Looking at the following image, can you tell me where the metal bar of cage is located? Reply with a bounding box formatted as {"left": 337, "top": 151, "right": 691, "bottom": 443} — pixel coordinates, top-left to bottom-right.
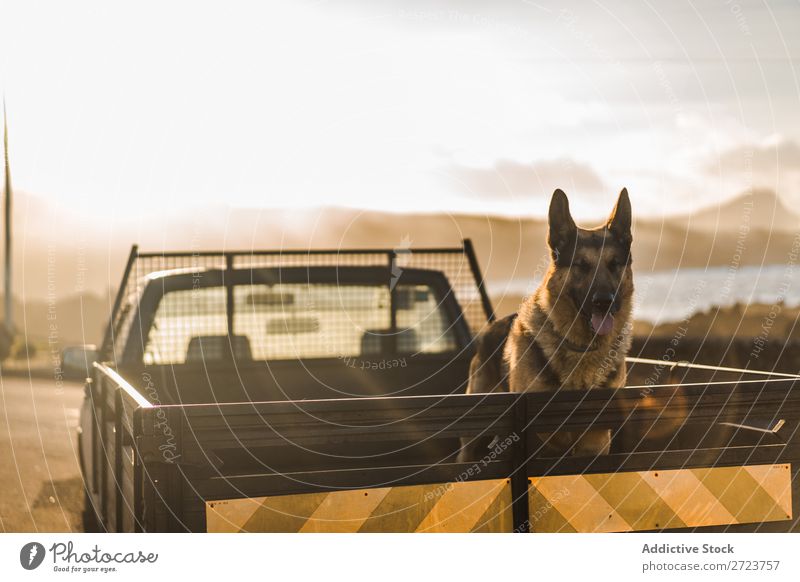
{"left": 135, "top": 246, "right": 468, "bottom": 258}
{"left": 626, "top": 356, "right": 800, "bottom": 379}
{"left": 388, "top": 250, "right": 398, "bottom": 354}
{"left": 100, "top": 244, "right": 139, "bottom": 360}
{"left": 224, "top": 254, "right": 235, "bottom": 338}
{"left": 463, "top": 238, "right": 496, "bottom": 323}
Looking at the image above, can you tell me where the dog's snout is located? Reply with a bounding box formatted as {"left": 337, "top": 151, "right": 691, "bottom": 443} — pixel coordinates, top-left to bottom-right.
{"left": 591, "top": 291, "right": 615, "bottom": 311}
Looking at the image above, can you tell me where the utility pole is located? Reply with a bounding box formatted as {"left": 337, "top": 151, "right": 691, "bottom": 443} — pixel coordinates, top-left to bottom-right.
{"left": 3, "top": 98, "right": 12, "bottom": 336}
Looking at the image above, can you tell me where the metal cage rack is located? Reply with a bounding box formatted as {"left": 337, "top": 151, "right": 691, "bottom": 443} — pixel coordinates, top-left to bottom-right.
{"left": 101, "top": 240, "right": 496, "bottom": 365}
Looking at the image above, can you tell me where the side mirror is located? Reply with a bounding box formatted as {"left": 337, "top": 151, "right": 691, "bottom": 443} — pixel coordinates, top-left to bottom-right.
{"left": 62, "top": 345, "right": 99, "bottom": 379}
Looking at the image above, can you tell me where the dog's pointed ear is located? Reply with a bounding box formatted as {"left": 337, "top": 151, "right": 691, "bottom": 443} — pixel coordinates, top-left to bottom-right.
{"left": 607, "top": 187, "right": 632, "bottom": 247}
{"left": 548, "top": 189, "right": 577, "bottom": 258}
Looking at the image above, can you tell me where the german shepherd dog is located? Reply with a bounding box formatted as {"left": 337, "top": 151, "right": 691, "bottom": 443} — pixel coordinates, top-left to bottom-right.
{"left": 461, "top": 188, "right": 634, "bottom": 459}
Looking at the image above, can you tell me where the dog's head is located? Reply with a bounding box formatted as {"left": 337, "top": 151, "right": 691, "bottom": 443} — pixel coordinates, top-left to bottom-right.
{"left": 545, "top": 188, "right": 633, "bottom": 336}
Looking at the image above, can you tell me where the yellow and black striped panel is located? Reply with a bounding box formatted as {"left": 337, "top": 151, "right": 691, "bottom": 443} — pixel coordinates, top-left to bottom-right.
{"left": 206, "top": 479, "right": 513, "bottom": 533}
{"left": 528, "top": 464, "right": 792, "bottom": 532}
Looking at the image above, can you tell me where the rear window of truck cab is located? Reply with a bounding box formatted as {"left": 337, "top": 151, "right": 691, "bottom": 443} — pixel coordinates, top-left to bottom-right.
{"left": 137, "top": 268, "right": 462, "bottom": 365}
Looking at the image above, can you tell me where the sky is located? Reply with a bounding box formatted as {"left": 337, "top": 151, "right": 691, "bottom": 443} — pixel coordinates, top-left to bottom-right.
{"left": 2, "top": 0, "right": 800, "bottom": 222}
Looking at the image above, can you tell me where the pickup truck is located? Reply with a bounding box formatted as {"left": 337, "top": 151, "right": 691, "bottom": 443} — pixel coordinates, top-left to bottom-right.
{"left": 77, "top": 241, "right": 800, "bottom": 532}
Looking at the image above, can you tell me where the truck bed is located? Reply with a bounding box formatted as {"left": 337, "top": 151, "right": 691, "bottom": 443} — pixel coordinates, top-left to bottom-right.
{"left": 87, "top": 361, "right": 800, "bottom": 533}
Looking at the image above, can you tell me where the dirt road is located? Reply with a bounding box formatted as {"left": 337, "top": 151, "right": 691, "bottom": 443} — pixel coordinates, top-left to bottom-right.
{"left": 0, "top": 373, "right": 85, "bottom": 532}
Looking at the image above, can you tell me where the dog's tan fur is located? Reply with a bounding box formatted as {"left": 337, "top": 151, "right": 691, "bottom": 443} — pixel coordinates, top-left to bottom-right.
{"left": 462, "top": 188, "right": 634, "bottom": 459}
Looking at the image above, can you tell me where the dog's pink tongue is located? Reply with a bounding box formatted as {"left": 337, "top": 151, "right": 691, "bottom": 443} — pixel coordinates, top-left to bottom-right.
{"left": 591, "top": 312, "right": 615, "bottom": 336}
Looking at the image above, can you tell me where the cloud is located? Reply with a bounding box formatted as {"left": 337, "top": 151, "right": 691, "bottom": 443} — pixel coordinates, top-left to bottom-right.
{"left": 710, "top": 140, "right": 800, "bottom": 176}
{"left": 705, "top": 139, "right": 800, "bottom": 209}
{"left": 446, "top": 158, "right": 606, "bottom": 201}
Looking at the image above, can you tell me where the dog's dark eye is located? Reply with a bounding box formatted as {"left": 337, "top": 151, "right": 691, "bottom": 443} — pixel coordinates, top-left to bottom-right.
{"left": 608, "top": 259, "right": 620, "bottom": 271}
